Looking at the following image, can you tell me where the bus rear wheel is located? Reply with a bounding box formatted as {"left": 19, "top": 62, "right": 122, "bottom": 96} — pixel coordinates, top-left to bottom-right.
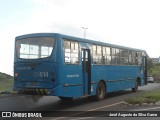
{"left": 96, "top": 82, "right": 106, "bottom": 101}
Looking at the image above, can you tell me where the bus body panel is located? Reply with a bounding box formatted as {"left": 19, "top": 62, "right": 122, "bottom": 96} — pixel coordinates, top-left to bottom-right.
{"left": 14, "top": 62, "right": 57, "bottom": 93}
{"left": 91, "top": 65, "right": 142, "bottom": 93}
{"left": 57, "top": 65, "right": 83, "bottom": 97}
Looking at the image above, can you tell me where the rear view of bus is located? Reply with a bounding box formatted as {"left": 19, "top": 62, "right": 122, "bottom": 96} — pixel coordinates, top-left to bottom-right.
{"left": 14, "top": 34, "right": 56, "bottom": 96}
{"left": 14, "top": 33, "right": 148, "bottom": 101}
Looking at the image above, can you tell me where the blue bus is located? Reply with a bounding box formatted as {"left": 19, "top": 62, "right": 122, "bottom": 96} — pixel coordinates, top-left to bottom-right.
{"left": 14, "top": 33, "right": 147, "bottom": 101}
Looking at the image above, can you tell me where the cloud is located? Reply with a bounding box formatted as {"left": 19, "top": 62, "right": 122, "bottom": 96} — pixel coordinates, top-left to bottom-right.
{"left": 23, "top": 0, "right": 160, "bottom": 58}
{"left": 0, "top": 0, "right": 160, "bottom": 74}
{"left": 0, "top": 27, "right": 15, "bottom": 75}
{"left": 1, "top": 0, "right": 160, "bottom": 75}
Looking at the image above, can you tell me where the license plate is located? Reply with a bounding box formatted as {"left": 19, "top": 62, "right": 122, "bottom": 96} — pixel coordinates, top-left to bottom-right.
{"left": 30, "top": 82, "right": 37, "bottom": 86}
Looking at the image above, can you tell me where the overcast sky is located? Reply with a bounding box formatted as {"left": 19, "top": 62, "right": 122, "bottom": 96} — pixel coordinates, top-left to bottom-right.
{"left": 1, "top": 0, "right": 160, "bottom": 75}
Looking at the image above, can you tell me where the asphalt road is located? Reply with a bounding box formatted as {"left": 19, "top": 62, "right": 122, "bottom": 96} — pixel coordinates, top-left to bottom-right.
{"left": 1, "top": 83, "right": 160, "bottom": 120}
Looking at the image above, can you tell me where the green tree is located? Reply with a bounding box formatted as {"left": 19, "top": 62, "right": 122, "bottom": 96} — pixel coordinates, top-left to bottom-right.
{"left": 149, "top": 62, "right": 160, "bottom": 81}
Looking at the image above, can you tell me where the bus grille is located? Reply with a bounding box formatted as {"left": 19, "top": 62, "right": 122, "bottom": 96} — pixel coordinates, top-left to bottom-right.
{"left": 19, "top": 89, "right": 47, "bottom": 95}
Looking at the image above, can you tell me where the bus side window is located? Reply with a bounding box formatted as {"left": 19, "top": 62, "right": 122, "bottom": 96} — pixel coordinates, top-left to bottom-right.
{"left": 132, "top": 51, "right": 136, "bottom": 65}
{"left": 102, "top": 46, "right": 112, "bottom": 65}
{"left": 121, "top": 49, "right": 129, "bottom": 65}
{"left": 64, "top": 40, "right": 71, "bottom": 64}
{"left": 93, "top": 45, "right": 97, "bottom": 64}
{"left": 116, "top": 48, "right": 120, "bottom": 64}
{"left": 106, "top": 47, "right": 111, "bottom": 64}
{"left": 102, "top": 47, "right": 106, "bottom": 64}
{"left": 92, "top": 45, "right": 102, "bottom": 65}
{"left": 111, "top": 48, "right": 116, "bottom": 64}
{"left": 64, "top": 40, "right": 79, "bottom": 64}
{"left": 136, "top": 52, "right": 142, "bottom": 65}
{"left": 97, "top": 46, "right": 102, "bottom": 64}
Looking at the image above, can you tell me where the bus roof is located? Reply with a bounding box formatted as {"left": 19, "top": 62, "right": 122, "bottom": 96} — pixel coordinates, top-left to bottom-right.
{"left": 16, "top": 33, "right": 146, "bottom": 53}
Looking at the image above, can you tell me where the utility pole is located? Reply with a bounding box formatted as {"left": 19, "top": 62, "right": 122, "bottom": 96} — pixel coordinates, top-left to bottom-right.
{"left": 82, "top": 27, "right": 88, "bottom": 38}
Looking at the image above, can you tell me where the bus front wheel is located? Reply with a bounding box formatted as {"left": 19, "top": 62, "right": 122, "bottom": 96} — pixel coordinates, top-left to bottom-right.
{"left": 96, "top": 82, "right": 106, "bottom": 101}
{"left": 132, "top": 81, "right": 138, "bottom": 92}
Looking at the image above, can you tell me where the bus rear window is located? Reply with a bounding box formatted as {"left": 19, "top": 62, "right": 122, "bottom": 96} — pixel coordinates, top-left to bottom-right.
{"left": 16, "top": 37, "right": 55, "bottom": 59}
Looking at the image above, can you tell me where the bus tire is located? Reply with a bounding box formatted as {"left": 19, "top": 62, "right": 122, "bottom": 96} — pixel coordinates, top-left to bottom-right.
{"left": 132, "top": 81, "right": 138, "bottom": 92}
{"left": 58, "top": 96, "right": 73, "bottom": 101}
{"left": 96, "top": 82, "right": 106, "bottom": 101}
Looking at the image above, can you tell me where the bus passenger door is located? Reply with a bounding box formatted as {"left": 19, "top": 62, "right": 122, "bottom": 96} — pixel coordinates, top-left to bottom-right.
{"left": 82, "top": 49, "right": 91, "bottom": 96}
{"left": 143, "top": 56, "right": 148, "bottom": 85}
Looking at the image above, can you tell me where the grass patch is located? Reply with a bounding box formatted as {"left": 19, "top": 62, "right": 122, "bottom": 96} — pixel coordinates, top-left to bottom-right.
{"left": 0, "top": 79, "right": 14, "bottom": 93}
{"left": 125, "top": 90, "right": 160, "bottom": 105}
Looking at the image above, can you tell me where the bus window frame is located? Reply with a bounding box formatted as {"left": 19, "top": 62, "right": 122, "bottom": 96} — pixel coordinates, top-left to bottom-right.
{"left": 92, "top": 44, "right": 143, "bottom": 66}
{"left": 63, "top": 39, "right": 80, "bottom": 65}
{"left": 15, "top": 37, "right": 55, "bottom": 60}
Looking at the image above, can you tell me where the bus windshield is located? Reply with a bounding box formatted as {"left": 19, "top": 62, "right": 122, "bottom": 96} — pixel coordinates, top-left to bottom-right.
{"left": 16, "top": 37, "right": 55, "bottom": 59}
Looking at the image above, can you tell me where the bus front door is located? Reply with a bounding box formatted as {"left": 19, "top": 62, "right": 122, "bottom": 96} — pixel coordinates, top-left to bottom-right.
{"left": 143, "top": 56, "right": 148, "bottom": 85}
{"left": 82, "top": 49, "right": 91, "bottom": 96}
